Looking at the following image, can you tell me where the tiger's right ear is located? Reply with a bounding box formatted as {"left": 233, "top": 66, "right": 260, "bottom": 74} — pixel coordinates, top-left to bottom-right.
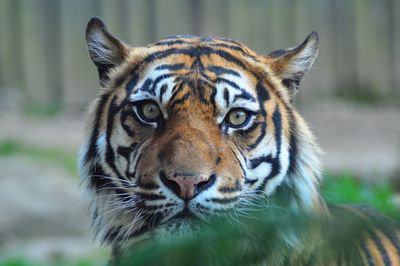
{"left": 85, "top": 17, "right": 128, "bottom": 84}
{"left": 265, "top": 32, "right": 319, "bottom": 100}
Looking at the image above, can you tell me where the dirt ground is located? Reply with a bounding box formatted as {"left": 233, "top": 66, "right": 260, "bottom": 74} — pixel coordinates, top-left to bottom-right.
{"left": 0, "top": 100, "right": 399, "bottom": 262}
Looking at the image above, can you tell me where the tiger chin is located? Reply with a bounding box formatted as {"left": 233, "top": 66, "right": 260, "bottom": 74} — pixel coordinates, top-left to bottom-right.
{"left": 79, "top": 17, "right": 399, "bottom": 265}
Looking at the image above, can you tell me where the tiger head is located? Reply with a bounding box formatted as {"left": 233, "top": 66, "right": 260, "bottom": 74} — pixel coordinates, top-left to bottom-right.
{"left": 80, "top": 17, "right": 325, "bottom": 247}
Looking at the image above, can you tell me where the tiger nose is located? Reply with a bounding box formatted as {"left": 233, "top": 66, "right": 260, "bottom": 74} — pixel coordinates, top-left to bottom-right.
{"left": 160, "top": 172, "right": 216, "bottom": 200}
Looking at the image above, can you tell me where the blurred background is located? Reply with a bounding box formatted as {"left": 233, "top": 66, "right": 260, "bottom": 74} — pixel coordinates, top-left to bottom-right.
{"left": 0, "top": 0, "right": 399, "bottom": 265}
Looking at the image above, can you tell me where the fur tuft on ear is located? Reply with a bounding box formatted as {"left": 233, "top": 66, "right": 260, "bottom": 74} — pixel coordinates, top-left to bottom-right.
{"left": 85, "top": 17, "right": 128, "bottom": 85}
{"left": 267, "top": 32, "right": 319, "bottom": 99}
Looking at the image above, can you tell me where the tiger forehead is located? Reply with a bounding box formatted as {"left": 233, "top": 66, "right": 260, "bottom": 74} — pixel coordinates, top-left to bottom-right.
{"left": 130, "top": 35, "right": 261, "bottom": 80}
{"left": 127, "top": 45, "right": 261, "bottom": 109}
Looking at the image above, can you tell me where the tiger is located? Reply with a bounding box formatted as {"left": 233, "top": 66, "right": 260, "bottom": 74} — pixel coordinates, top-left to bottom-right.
{"left": 79, "top": 16, "right": 400, "bottom": 265}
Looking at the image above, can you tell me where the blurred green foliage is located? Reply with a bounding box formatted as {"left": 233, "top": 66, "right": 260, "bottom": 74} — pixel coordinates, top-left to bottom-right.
{"left": 0, "top": 139, "right": 76, "bottom": 175}
{"left": 322, "top": 173, "right": 399, "bottom": 219}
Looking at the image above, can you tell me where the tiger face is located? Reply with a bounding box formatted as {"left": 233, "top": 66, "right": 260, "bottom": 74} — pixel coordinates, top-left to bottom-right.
{"left": 80, "top": 17, "right": 323, "bottom": 246}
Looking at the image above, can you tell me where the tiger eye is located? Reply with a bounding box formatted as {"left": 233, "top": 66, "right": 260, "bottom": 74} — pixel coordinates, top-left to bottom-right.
{"left": 227, "top": 109, "right": 249, "bottom": 127}
{"left": 141, "top": 102, "right": 161, "bottom": 121}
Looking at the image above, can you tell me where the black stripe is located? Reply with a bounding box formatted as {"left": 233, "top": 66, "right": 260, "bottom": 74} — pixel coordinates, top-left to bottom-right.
{"left": 159, "top": 84, "right": 168, "bottom": 103}
{"left": 195, "top": 80, "right": 209, "bottom": 104}
{"left": 140, "top": 78, "right": 153, "bottom": 92}
{"left": 136, "top": 192, "right": 166, "bottom": 201}
{"left": 255, "top": 82, "right": 271, "bottom": 101}
{"left": 208, "top": 43, "right": 246, "bottom": 52}
{"left": 248, "top": 119, "right": 266, "bottom": 150}
{"left": 248, "top": 82, "right": 269, "bottom": 150}
{"left": 207, "top": 42, "right": 259, "bottom": 61}
{"left": 169, "top": 81, "right": 186, "bottom": 104}
{"left": 90, "top": 163, "right": 115, "bottom": 191}
{"left": 155, "top": 63, "right": 186, "bottom": 71}
{"left": 117, "top": 145, "right": 133, "bottom": 160}
{"left": 83, "top": 93, "right": 113, "bottom": 190}
{"left": 136, "top": 175, "right": 160, "bottom": 190}
{"left": 149, "top": 73, "right": 175, "bottom": 95}
{"left": 105, "top": 96, "right": 125, "bottom": 180}
{"left": 254, "top": 107, "right": 283, "bottom": 192}
{"left": 207, "top": 65, "right": 240, "bottom": 77}
{"left": 249, "top": 155, "right": 273, "bottom": 169}
{"left": 360, "top": 241, "right": 375, "bottom": 266}
{"left": 190, "top": 56, "right": 206, "bottom": 71}
{"left": 273, "top": 106, "right": 282, "bottom": 154}
{"left": 233, "top": 91, "right": 256, "bottom": 102}
{"left": 223, "top": 87, "right": 229, "bottom": 107}
{"left": 218, "top": 180, "right": 242, "bottom": 193}
{"left": 210, "top": 197, "right": 238, "bottom": 204}
{"left": 170, "top": 92, "right": 191, "bottom": 109}
{"left": 126, "top": 75, "right": 139, "bottom": 93}
{"left": 255, "top": 158, "right": 280, "bottom": 192}
{"left": 215, "top": 77, "right": 256, "bottom": 102}
{"left": 214, "top": 77, "right": 241, "bottom": 91}
{"left": 287, "top": 110, "right": 297, "bottom": 174}
{"left": 209, "top": 86, "right": 217, "bottom": 109}
{"left": 381, "top": 229, "right": 400, "bottom": 258}
{"left": 368, "top": 229, "right": 392, "bottom": 266}
{"left": 84, "top": 93, "right": 110, "bottom": 165}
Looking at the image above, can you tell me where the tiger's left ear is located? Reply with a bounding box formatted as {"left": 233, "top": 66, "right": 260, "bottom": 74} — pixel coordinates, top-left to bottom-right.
{"left": 266, "top": 32, "right": 319, "bottom": 99}
{"left": 85, "top": 17, "right": 129, "bottom": 85}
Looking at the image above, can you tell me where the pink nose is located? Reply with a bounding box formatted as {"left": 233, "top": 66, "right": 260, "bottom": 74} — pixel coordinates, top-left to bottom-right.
{"left": 161, "top": 173, "right": 216, "bottom": 200}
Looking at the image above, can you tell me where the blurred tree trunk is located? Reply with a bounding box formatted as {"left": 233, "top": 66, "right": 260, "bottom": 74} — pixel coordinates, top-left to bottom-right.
{"left": 0, "top": 0, "right": 24, "bottom": 92}
{"left": 189, "top": 0, "right": 202, "bottom": 36}
{"left": 43, "top": 0, "right": 63, "bottom": 105}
